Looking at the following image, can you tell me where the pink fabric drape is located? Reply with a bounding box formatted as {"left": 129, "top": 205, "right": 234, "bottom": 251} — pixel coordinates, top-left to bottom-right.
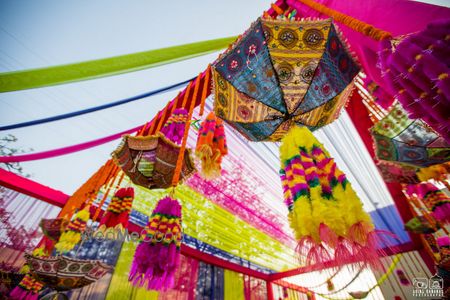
{"left": 0, "top": 125, "right": 142, "bottom": 163}
{"left": 157, "top": 255, "right": 199, "bottom": 300}
{"left": 0, "top": 168, "right": 68, "bottom": 207}
{"left": 287, "top": 0, "right": 450, "bottom": 100}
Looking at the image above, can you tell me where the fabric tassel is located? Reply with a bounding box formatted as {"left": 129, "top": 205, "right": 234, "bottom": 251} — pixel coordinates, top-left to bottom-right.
{"left": 54, "top": 207, "right": 90, "bottom": 253}
{"left": 195, "top": 112, "right": 228, "bottom": 179}
{"left": 9, "top": 274, "right": 43, "bottom": 300}
{"left": 378, "top": 19, "right": 450, "bottom": 142}
{"left": 129, "top": 196, "right": 182, "bottom": 291}
{"left": 99, "top": 187, "right": 134, "bottom": 230}
{"left": 280, "top": 126, "right": 387, "bottom": 269}
{"left": 160, "top": 108, "right": 188, "bottom": 145}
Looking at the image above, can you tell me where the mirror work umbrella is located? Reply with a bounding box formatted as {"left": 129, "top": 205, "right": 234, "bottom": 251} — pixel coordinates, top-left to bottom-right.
{"left": 372, "top": 103, "right": 450, "bottom": 167}
{"left": 212, "top": 17, "right": 360, "bottom": 141}
{"left": 25, "top": 254, "right": 111, "bottom": 299}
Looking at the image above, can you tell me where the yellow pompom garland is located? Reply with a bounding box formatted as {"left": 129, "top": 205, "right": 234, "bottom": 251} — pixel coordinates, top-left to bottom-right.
{"left": 280, "top": 126, "right": 385, "bottom": 268}
{"left": 54, "top": 207, "right": 90, "bottom": 253}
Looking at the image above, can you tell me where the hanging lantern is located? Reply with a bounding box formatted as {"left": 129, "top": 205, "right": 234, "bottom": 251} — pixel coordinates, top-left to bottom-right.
{"left": 112, "top": 133, "right": 195, "bottom": 189}
{"left": 39, "top": 218, "right": 69, "bottom": 242}
{"left": 280, "top": 126, "right": 389, "bottom": 268}
{"left": 372, "top": 103, "right": 450, "bottom": 168}
{"left": 195, "top": 111, "right": 228, "bottom": 179}
{"left": 54, "top": 207, "right": 90, "bottom": 253}
{"left": 378, "top": 19, "right": 450, "bottom": 142}
{"left": 99, "top": 187, "right": 134, "bottom": 230}
{"left": 129, "top": 196, "right": 182, "bottom": 291}
{"left": 212, "top": 17, "right": 359, "bottom": 141}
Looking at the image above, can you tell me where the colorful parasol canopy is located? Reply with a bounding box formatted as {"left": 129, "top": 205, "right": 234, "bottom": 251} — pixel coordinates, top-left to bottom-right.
{"left": 372, "top": 103, "right": 450, "bottom": 168}
{"left": 39, "top": 218, "right": 68, "bottom": 242}
{"left": 376, "top": 160, "right": 420, "bottom": 184}
{"left": 112, "top": 133, "right": 196, "bottom": 189}
{"left": 212, "top": 17, "right": 359, "bottom": 141}
{"left": 25, "top": 254, "right": 111, "bottom": 292}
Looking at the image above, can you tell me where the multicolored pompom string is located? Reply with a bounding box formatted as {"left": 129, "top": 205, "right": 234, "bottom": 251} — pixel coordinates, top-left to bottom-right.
{"left": 9, "top": 248, "right": 47, "bottom": 300}
{"left": 160, "top": 108, "right": 189, "bottom": 145}
{"left": 99, "top": 187, "right": 135, "bottom": 230}
{"left": 195, "top": 111, "right": 228, "bottom": 179}
{"left": 54, "top": 207, "right": 90, "bottom": 253}
{"left": 280, "top": 126, "right": 391, "bottom": 269}
{"left": 129, "top": 196, "right": 182, "bottom": 291}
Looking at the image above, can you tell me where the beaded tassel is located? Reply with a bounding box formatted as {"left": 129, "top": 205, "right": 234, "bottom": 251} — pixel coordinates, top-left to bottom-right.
{"left": 129, "top": 196, "right": 182, "bottom": 291}
{"left": 99, "top": 187, "right": 135, "bottom": 230}
{"left": 195, "top": 112, "right": 228, "bottom": 179}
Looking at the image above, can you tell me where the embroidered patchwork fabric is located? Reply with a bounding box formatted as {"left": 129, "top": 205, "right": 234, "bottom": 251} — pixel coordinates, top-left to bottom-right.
{"left": 372, "top": 103, "right": 450, "bottom": 167}
{"left": 212, "top": 18, "right": 359, "bottom": 141}
{"left": 25, "top": 254, "right": 111, "bottom": 291}
{"left": 112, "top": 133, "right": 196, "bottom": 189}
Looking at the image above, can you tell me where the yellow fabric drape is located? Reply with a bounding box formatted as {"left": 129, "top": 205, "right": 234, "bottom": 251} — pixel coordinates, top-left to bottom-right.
{"left": 224, "top": 269, "right": 245, "bottom": 300}
{"left": 105, "top": 242, "right": 159, "bottom": 300}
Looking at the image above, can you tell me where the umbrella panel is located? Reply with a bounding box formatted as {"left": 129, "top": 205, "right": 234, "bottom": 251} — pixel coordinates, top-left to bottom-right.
{"left": 212, "top": 18, "right": 359, "bottom": 141}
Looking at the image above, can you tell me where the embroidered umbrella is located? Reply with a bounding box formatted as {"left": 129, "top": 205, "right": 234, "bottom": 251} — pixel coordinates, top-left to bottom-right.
{"left": 112, "top": 133, "right": 195, "bottom": 189}
{"left": 212, "top": 17, "right": 359, "bottom": 141}
{"left": 24, "top": 254, "right": 111, "bottom": 299}
{"left": 39, "top": 218, "right": 69, "bottom": 242}
{"left": 372, "top": 103, "right": 450, "bottom": 168}
{"left": 376, "top": 161, "right": 420, "bottom": 184}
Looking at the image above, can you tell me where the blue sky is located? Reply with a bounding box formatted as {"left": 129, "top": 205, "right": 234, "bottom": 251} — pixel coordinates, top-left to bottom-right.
{"left": 0, "top": 0, "right": 270, "bottom": 193}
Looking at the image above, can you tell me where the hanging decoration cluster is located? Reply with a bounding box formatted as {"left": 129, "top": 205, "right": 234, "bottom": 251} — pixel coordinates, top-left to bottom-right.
{"left": 280, "top": 126, "right": 387, "bottom": 268}
{"left": 160, "top": 108, "right": 189, "bottom": 145}
{"left": 195, "top": 111, "right": 228, "bottom": 179}
{"left": 129, "top": 196, "right": 182, "bottom": 291}
{"left": 39, "top": 218, "right": 69, "bottom": 242}
{"left": 99, "top": 187, "right": 135, "bottom": 230}
{"left": 406, "top": 183, "right": 450, "bottom": 223}
{"left": 371, "top": 103, "right": 450, "bottom": 168}
{"left": 378, "top": 18, "right": 450, "bottom": 142}
{"left": 54, "top": 207, "right": 90, "bottom": 253}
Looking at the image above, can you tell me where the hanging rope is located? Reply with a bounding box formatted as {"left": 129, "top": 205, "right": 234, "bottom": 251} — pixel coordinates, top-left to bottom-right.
{"left": 199, "top": 65, "right": 211, "bottom": 117}
{"left": 293, "top": 0, "right": 392, "bottom": 41}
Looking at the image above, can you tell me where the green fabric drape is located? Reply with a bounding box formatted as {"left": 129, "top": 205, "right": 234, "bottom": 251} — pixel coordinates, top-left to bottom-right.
{"left": 224, "top": 269, "right": 245, "bottom": 300}
{"left": 105, "top": 242, "right": 159, "bottom": 300}
{"left": 0, "top": 36, "right": 236, "bottom": 92}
